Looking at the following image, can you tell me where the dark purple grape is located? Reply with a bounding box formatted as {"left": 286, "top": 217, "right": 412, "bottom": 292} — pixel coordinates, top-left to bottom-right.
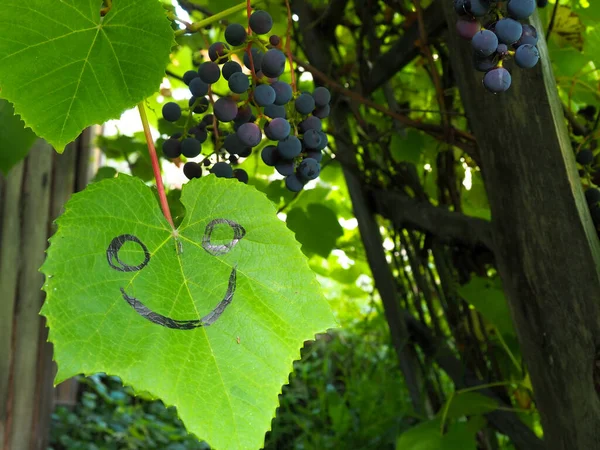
{"left": 515, "top": 44, "right": 539, "bottom": 69}
{"left": 454, "top": 0, "right": 469, "bottom": 16}
{"left": 472, "top": 30, "right": 498, "bottom": 57}
{"left": 183, "top": 70, "right": 199, "bottom": 85}
{"left": 285, "top": 174, "right": 305, "bottom": 192}
{"left": 316, "top": 131, "right": 329, "bottom": 151}
{"left": 225, "top": 23, "right": 247, "bottom": 46}
{"left": 275, "top": 160, "right": 295, "bottom": 176}
{"left": 299, "top": 116, "right": 322, "bottom": 133}
{"left": 495, "top": 18, "right": 523, "bottom": 44}
{"left": 249, "top": 10, "right": 273, "bottom": 35}
{"left": 254, "top": 84, "right": 276, "bottom": 106}
{"left": 473, "top": 53, "right": 498, "bottom": 72}
{"left": 237, "top": 122, "right": 262, "bottom": 147}
{"left": 496, "top": 44, "right": 508, "bottom": 56}
{"left": 183, "top": 162, "right": 202, "bottom": 179}
{"left": 278, "top": 135, "right": 302, "bottom": 159}
{"left": 298, "top": 158, "right": 320, "bottom": 180}
{"left": 162, "top": 102, "right": 181, "bottom": 122}
{"left": 269, "top": 35, "right": 281, "bottom": 47}
{"left": 210, "top": 162, "right": 233, "bottom": 178}
{"left": 201, "top": 114, "right": 214, "bottom": 126}
{"left": 234, "top": 104, "right": 253, "bottom": 124}
{"left": 303, "top": 129, "right": 322, "bottom": 149}
{"left": 467, "top": 0, "right": 491, "bottom": 17}
{"left": 312, "top": 87, "right": 331, "bottom": 107}
{"left": 271, "top": 81, "right": 293, "bottom": 105}
{"left": 261, "top": 49, "right": 287, "bottom": 78}
{"left": 222, "top": 61, "right": 243, "bottom": 80}
{"left": 577, "top": 149, "right": 594, "bottom": 165}
{"left": 190, "top": 126, "right": 208, "bottom": 143}
{"left": 516, "top": 24, "right": 538, "bottom": 47}
{"left": 243, "top": 47, "right": 264, "bottom": 71}
{"left": 238, "top": 147, "right": 252, "bottom": 158}
{"left": 261, "top": 145, "right": 279, "bottom": 166}
{"left": 181, "top": 138, "right": 201, "bottom": 158}
{"left": 214, "top": 98, "right": 238, "bottom": 122}
{"left": 209, "top": 42, "right": 230, "bottom": 63}
{"left": 189, "top": 96, "right": 209, "bottom": 114}
{"left": 264, "top": 104, "right": 287, "bottom": 119}
{"left": 483, "top": 67, "right": 512, "bottom": 93}
{"left": 266, "top": 118, "right": 290, "bottom": 141}
{"left": 508, "top": 0, "right": 535, "bottom": 19}
{"left": 313, "top": 104, "right": 330, "bottom": 119}
{"left": 295, "top": 93, "right": 316, "bottom": 115}
{"left": 223, "top": 133, "right": 246, "bottom": 155}
{"left": 233, "top": 168, "right": 249, "bottom": 183}
{"left": 228, "top": 72, "right": 250, "bottom": 94}
{"left": 162, "top": 138, "right": 181, "bottom": 158}
{"left": 189, "top": 78, "right": 208, "bottom": 97}
{"left": 306, "top": 150, "right": 323, "bottom": 162}
{"left": 585, "top": 188, "right": 600, "bottom": 205}
{"left": 456, "top": 19, "right": 481, "bottom": 40}
{"left": 198, "top": 62, "right": 221, "bottom": 84}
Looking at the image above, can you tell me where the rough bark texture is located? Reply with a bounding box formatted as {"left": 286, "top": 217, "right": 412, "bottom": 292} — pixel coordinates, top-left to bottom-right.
{"left": 441, "top": 7, "right": 600, "bottom": 449}
{"left": 0, "top": 131, "right": 93, "bottom": 450}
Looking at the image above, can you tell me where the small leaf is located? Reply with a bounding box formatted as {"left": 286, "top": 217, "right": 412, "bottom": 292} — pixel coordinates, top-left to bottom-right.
{"left": 41, "top": 175, "right": 337, "bottom": 450}
{"left": 441, "top": 392, "right": 498, "bottom": 419}
{"left": 0, "top": 0, "right": 174, "bottom": 151}
{"left": 0, "top": 99, "right": 37, "bottom": 174}
{"left": 286, "top": 204, "right": 344, "bottom": 258}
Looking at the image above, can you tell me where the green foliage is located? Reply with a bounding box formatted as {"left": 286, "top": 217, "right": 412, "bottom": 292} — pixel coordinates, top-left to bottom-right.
{"left": 286, "top": 204, "right": 344, "bottom": 257}
{"left": 41, "top": 175, "right": 336, "bottom": 450}
{"left": 0, "top": 99, "right": 37, "bottom": 174}
{"left": 0, "top": 0, "right": 174, "bottom": 151}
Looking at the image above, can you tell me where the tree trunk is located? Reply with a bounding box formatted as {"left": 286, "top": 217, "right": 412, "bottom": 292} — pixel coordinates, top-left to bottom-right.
{"left": 441, "top": 6, "right": 600, "bottom": 449}
{"left": 0, "top": 130, "right": 94, "bottom": 450}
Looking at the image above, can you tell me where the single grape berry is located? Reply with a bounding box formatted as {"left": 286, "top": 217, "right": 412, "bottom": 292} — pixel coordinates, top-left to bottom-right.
{"left": 261, "top": 145, "right": 279, "bottom": 166}
{"left": 472, "top": 30, "right": 498, "bottom": 57}
{"left": 269, "top": 35, "right": 281, "bottom": 47}
{"left": 265, "top": 118, "right": 291, "bottom": 141}
{"left": 303, "top": 129, "right": 322, "bottom": 149}
{"left": 483, "top": 67, "right": 512, "bottom": 93}
{"left": 516, "top": 24, "right": 538, "bottom": 47}
{"left": 495, "top": 18, "right": 523, "bottom": 45}
{"left": 162, "top": 102, "right": 181, "bottom": 122}
{"left": 585, "top": 188, "right": 600, "bottom": 205}
{"left": 162, "top": 138, "right": 181, "bottom": 158}
{"left": 189, "top": 96, "right": 209, "bottom": 114}
{"left": 243, "top": 47, "right": 264, "bottom": 71}
{"left": 316, "top": 131, "right": 329, "bottom": 151}
{"left": 271, "top": 81, "right": 293, "bottom": 105}
{"left": 222, "top": 61, "right": 243, "bottom": 80}
{"left": 183, "top": 70, "right": 199, "bottom": 85}
{"left": 225, "top": 23, "right": 247, "bottom": 46}
{"left": 508, "top": 0, "right": 536, "bottom": 19}
{"left": 228, "top": 72, "right": 250, "bottom": 94}
{"left": 190, "top": 126, "right": 208, "bottom": 143}
{"left": 249, "top": 10, "right": 273, "bottom": 35}
{"left": 456, "top": 19, "right": 481, "bottom": 40}
{"left": 312, "top": 87, "right": 331, "bottom": 107}
{"left": 261, "top": 49, "right": 287, "bottom": 78}
{"left": 473, "top": 53, "right": 498, "bottom": 72}
{"left": 514, "top": 44, "right": 539, "bottom": 69}
{"left": 233, "top": 168, "right": 249, "bottom": 183}
{"left": 264, "top": 104, "right": 287, "bottom": 119}
{"left": 275, "top": 160, "right": 295, "bottom": 176}
{"left": 198, "top": 62, "right": 221, "bottom": 84}
{"left": 313, "top": 104, "right": 330, "bottom": 119}
{"left": 295, "top": 93, "right": 316, "bottom": 115}
{"left": 299, "top": 116, "right": 323, "bottom": 133}
{"left": 223, "top": 133, "right": 246, "bottom": 155}
{"left": 576, "top": 149, "right": 594, "bottom": 166}
{"left": 306, "top": 150, "right": 323, "bottom": 162}
{"left": 181, "top": 138, "right": 201, "bottom": 158}
{"left": 285, "top": 174, "right": 305, "bottom": 192}
{"left": 214, "top": 98, "right": 239, "bottom": 122}
{"left": 278, "top": 135, "right": 302, "bottom": 159}
{"left": 496, "top": 43, "right": 509, "bottom": 57}
{"left": 209, "top": 42, "right": 230, "bottom": 63}
{"left": 298, "top": 158, "right": 320, "bottom": 180}
{"left": 468, "top": 0, "right": 491, "bottom": 17}
{"left": 254, "top": 84, "right": 276, "bottom": 106}
{"left": 237, "top": 123, "right": 262, "bottom": 147}
{"left": 211, "top": 162, "right": 233, "bottom": 178}
{"left": 189, "top": 78, "right": 208, "bottom": 97}
{"left": 183, "top": 162, "right": 202, "bottom": 179}
{"left": 234, "top": 105, "right": 253, "bottom": 124}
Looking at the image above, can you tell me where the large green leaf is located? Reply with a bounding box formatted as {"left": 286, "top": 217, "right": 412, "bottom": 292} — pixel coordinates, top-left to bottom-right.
{"left": 41, "top": 175, "right": 336, "bottom": 450}
{"left": 0, "top": 0, "right": 173, "bottom": 151}
{"left": 0, "top": 99, "right": 37, "bottom": 174}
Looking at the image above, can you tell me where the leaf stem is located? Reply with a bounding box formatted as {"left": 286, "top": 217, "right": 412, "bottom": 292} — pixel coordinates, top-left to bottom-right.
{"left": 189, "top": 2, "right": 249, "bottom": 33}
{"left": 137, "top": 102, "right": 175, "bottom": 229}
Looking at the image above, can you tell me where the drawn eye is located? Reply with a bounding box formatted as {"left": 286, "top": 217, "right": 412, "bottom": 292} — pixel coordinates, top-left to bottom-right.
{"left": 106, "top": 219, "right": 246, "bottom": 329}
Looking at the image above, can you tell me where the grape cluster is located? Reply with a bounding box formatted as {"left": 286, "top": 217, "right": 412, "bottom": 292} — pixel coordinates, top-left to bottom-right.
{"left": 159, "top": 10, "right": 332, "bottom": 192}
{"left": 454, "top": 0, "right": 546, "bottom": 93}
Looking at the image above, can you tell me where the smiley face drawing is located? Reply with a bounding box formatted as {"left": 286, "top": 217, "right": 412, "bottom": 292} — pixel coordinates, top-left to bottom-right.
{"left": 105, "top": 218, "right": 246, "bottom": 330}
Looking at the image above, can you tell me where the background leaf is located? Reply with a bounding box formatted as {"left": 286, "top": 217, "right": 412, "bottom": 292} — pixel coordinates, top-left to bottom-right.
{"left": 0, "top": 99, "right": 37, "bottom": 174}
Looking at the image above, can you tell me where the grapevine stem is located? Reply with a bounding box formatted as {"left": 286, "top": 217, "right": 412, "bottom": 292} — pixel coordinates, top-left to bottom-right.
{"left": 137, "top": 102, "right": 175, "bottom": 230}
{"left": 284, "top": 0, "right": 297, "bottom": 93}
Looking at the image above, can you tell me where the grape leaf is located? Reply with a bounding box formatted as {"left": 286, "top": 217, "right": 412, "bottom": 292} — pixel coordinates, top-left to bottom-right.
{"left": 0, "top": 0, "right": 173, "bottom": 151}
{"left": 41, "top": 175, "right": 336, "bottom": 450}
{"left": 0, "top": 99, "right": 37, "bottom": 174}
